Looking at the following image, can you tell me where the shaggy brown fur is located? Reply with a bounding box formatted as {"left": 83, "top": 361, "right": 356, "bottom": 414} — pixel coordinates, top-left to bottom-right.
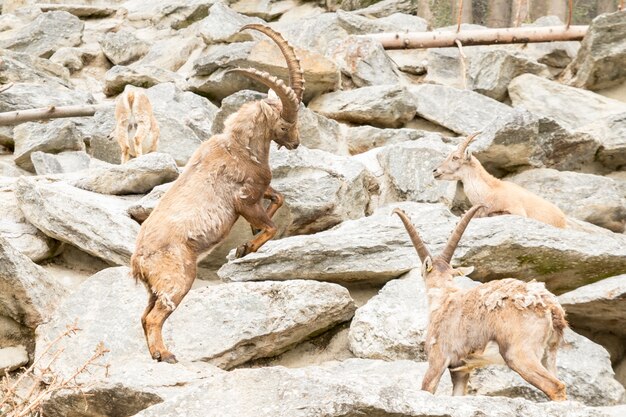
{"left": 433, "top": 133, "right": 567, "bottom": 228}
{"left": 113, "top": 86, "right": 160, "bottom": 163}
{"left": 130, "top": 24, "right": 304, "bottom": 364}
{"left": 394, "top": 206, "right": 568, "bottom": 401}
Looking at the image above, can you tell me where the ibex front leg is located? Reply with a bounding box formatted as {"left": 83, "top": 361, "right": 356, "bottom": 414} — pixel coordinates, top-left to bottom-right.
{"left": 237, "top": 201, "right": 278, "bottom": 258}
{"left": 250, "top": 186, "right": 284, "bottom": 236}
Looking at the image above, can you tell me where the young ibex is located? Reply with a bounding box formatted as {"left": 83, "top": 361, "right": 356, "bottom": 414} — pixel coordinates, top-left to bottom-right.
{"left": 433, "top": 133, "right": 567, "bottom": 228}
{"left": 393, "top": 205, "right": 567, "bottom": 401}
{"left": 113, "top": 85, "right": 160, "bottom": 163}
{"left": 130, "top": 24, "right": 305, "bottom": 363}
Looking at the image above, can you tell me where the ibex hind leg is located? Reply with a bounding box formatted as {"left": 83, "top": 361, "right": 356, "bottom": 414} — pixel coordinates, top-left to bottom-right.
{"left": 502, "top": 346, "right": 566, "bottom": 401}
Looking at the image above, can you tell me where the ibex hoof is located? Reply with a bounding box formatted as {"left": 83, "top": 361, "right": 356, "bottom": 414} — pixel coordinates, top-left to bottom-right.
{"left": 154, "top": 351, "right": 178, "bottom": 364}
{"left": 235, "top": 243, "right": 251, "bottom": 258}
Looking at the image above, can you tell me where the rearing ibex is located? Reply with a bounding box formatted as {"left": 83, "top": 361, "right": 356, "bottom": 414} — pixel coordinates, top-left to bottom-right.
{"left": 393, "top": 206, "right": 567, "bottom": 401}
{"left": 130, "top": 24, "right": 305, "bottom": 363}
{"left": 433, "top": 133, "right": 567, "bottom": 228}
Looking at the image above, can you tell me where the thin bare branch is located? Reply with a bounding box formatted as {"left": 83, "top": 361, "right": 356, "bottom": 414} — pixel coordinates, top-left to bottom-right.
{"left": 0, "top": 83, "right": 14, "bottom": 93}
{"left": 567, "top": 0, "right": 573, "bottom": 29}
{"left": 455, "top": 40, "right": 468, "bottom": 89}
{"left": 456, "top": 0, "right": 464, "bottom": 33}
{"left": 0, "top": 104, "right": 110, "bottom": 126}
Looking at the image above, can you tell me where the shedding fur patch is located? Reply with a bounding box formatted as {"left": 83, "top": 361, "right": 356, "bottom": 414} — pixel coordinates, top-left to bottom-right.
{"left": 157, "top": 290, "right": 177, "bottom": 311}
{"left": 480, "top": 280, "right": 557, "bottom": 311}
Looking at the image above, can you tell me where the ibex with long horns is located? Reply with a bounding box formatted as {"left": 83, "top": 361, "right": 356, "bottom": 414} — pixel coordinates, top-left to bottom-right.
{"left": 433, "top": 133, "right": 567, "bottom": 228}
{"left": 393, "top": 206, "right": 567, "bottom": 401}
{"left": 130, "top": 24, "right": 305, "bottom": 363}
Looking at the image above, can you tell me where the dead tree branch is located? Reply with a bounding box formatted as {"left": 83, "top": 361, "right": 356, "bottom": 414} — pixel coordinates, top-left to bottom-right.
{"left": 365, "top": 25, "right": 587, "bottom": 49}
{"left": 0, "top": 104, "right": 111, "bottom": 126}
{"left": 0, "top": 83, "right": 14, "bottom": 94}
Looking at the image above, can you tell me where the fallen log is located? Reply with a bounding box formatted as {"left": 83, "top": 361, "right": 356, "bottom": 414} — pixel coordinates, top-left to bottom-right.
{"left": 365, "top": 25, "right": 587, "bottom": 50}
{"left": 0, "top": 104, "right": 111, "bottom": 126}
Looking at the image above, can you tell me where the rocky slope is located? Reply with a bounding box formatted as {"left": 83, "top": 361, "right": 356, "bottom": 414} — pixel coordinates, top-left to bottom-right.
{"left": 1, "top": 1, "right": 626, "bottom": 416}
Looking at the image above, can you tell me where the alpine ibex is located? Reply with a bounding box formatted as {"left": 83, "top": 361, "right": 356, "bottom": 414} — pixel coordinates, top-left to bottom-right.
{"left": 433, "top": 133, "right": 567, "bottom": 228}
{"left": 113, "top": 85, "right": 160, "bottom": 164}
{"left": 130, "top": 24, "right": 305, "bottom": 363}
{"left": 393, "top": 206, "right": 567, "bottom": 401}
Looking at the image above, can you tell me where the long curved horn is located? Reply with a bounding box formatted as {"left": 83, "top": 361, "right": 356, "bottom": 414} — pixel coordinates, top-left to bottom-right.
{"left": 457, "top": 132, "right": 481, "bottom": 154}
{"left": 227, "top": 68, "right": 299, "bottom": 123}
{"left": 393, "top": 208, "right": 431, "bottom": 262}
{"left": 240, "top": 24, "right": 305, "bottom": 103}
{"left": 440, "top": 204, "right": 484, "bottom": 264}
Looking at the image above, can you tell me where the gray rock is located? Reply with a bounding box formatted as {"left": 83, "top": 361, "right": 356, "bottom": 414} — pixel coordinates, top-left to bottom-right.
{"left": 468, "top": 49, "right": 548, "bottom": 101}
{"left": 508, "top": 168, "right": 626, "bottom": 233}
{"left": 198, "top": 2, "right": 264, "bottom": 44}
{"left": 75, "top": 153, "right": 179, "bottom": 195}
{"left": 209, "top": 90, "right": 265, "bottom": 136}
{"left": 0, "top": 180, "right": 59, "bottom": 262}
{"left": 103, "top": 65, "right": 187, "bottom": 97}
{"left": 135, "top": 35, "right": 204, "bottom": 73}
{"left": 31, "top": 150, "right": 91, "bottom": 175}
{"left": 0, "top": 48, "right": 71, "bottom": 88}
{"left": 578, "top": 112, "right": 626, "bottom": 171}
{"left": 0, "top": 345, "right": 28, "bottom": 374}
{"left": 49, "top": 47, "right": 84, "bottom": 73}
{"left": 134, "top": 358, "right": 609, "bottom": 417}
{"left": 0, "top": 235, "right": 64, "bottom": 329}
{"left": 15, "top": 177, "right": 139, "bottom": 265}
{"left": 422, "top": 46, "right": 481, "bottom": 88}
{"left": 559, "top": 275, "right": 626, "bottom": 339}
{"left": 345, "top": 125, "right": 432, "bottom": 155}
{"left": 189, "top": 39, "right": 339, "bottom": 103}
{"left": 0, "top": 82, "right": 94, "bottom": 114}
{"left": 327, "top": 35, "right": 401, "bottom": 87}
{"left": 336, "top": 9, "right": 428, "bottom": 34}
{"left": 36, "top": 3, "right": 117, "bottom": 18}
{"left": 522, "top": 16, "right": 580, "bottom": 69}
{"left": 13, "top": 120, "right": 85, "bottom": 172}
{"left": 0, "top": 161, "right": 30, "bottom": 177}
{"left": 308, "top": 85, "right": 416, "bottom": 128}
{"left": 349, "top": 270, "right": 624, "bottom": 405}
{"left": 128, "top": 182, "right": 172, "bottom": 223}
{"left": 231, "top": 0, "right": 293, "bottom": 21}
{"left": 100, "top": 30, "right": 150, "bottom": 66}
{"left": 122, "top": 0, "right": 211, "bottom": 30}
{"left": 508, "top": 73, "right": 626, "bottom": 130}
{"left": 348, "top": 0, "right": 419, "bottom": 17}
{"left": 0, "top": 11, "right": 84, "bottom": 58}
{"left": 219, "top": 202, "right": 626, "bottom": 293}
{"left": 561, "top": 11, "right": 626, "bottom": 90}
{"left": 272, "top": 13, "right": 350, "bottom": 55}
{"left": 411, "top": 83, "right": 514, "bottom": 135}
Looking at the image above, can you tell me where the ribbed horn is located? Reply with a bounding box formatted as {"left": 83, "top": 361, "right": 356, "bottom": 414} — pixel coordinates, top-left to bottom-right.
{"left": 440, "top": 205, "right": 484, "bottom": 264}
{"left": 457, "top": 132, "right": 481, "bottom": 154}
{"left": 227, "top": 68, "right": 299, "bottom": 123}
{"left": 240, "top": 23, "right": 305, "bottom": 103}
{"left": 393, "top": 208, "right": 431, "bottom": 263}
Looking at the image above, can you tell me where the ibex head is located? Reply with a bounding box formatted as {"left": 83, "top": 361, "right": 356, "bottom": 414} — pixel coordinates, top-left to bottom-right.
{"left": 433, "top": 132, "right": 480, "bottom": 181}
{"left": 393, "top": 205, "right": 483, "bottom": 284}
{"left": 229, "top": 24, "right": 305, "bottom": 150}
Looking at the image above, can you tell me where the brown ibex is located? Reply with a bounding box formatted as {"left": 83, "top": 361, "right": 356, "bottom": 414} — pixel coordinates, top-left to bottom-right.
{"left": 130, "top": 24, "right": 305, "bottom": 363}
{"left": 113, "top": 85, "right": 160, "bottom": 164}
{"left": 433, "top": 133, "right": 567, "bottom": 228}
{"left": 393, "top": 205, "right": 567, "bottom": 401}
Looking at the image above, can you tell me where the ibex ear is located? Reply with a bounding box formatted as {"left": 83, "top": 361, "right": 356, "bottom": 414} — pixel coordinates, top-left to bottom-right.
{"left": 259, "top": 100, "right": 277, "bottom": 119}
{"left": 453, "top": 266, "right": 475, "bottom": 277}
{"left": 422, "top": 256, "right": 433, "bottom": 276}
{"left": 267, "top": 88, "right": 279, "bottom": 101}
{"left": 464, "top": 148, "right": 472, "bottom": 161}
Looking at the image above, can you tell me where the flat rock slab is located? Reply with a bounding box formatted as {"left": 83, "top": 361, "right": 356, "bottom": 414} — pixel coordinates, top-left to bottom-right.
{"left": 37, "top": 3, "right": 117, "bottom": 18}
{"left": 0, "top": 345, "right": 28, "bottom": 374}
{"left": 0, "top": 235, "right": 64, "bottom": 329}
{"left": 0, "top": 82, "right": 94, "bottom": 113}
{"left": 507, "top": 168, "right": 626, "bottom": 233}
{"left": 220, "top": 202, "right": 626, "bottom": 293}
{"left": 75, "top": 153, "right": 179, "bottom": 195}
{"left": 308, "top": 85, "right": 416, "bottom": 128}
{"left": 349, "top": 270, "right": 624, "bottom": 405}
{"left": 31, "top": 150, "right": 91, "bottom": 175}
{"left": 15, "top": 177, "right": 139, "bottom": 266}
{"left": 559, "top": 274, "right": 626, "bottom": 339}
{"left": 578, "top": 112, "right": 626, "bottom": 171}
{"left": 508, "top": 74, "right": 626, "bottom": 130}
{"left": 134, "top": 358, "right": 612, "bottom": 417}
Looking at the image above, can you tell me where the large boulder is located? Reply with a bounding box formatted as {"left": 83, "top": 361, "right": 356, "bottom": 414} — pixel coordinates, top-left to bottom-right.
{"left": 134, "top": 35, "right": 204, "bottom": 73}
{"left": 0, "top": 180, "right": 59, "bottom": 262}
{"left": 344, "top": 125, "right": 433, "bottom": 155}
{"left": 349, "top": 270, "right": 624, "bottom": 405}
{"left": 0, "top": 235, "right": 65, "bottom": 330}
{"left": 308, "top": 85, "right": 416, "bottom": 128}
{"left": 578, "top": 112, "right": 626, "bottom": 171}
{"left": 0, "top": 82, "right": 94, "bottom": 113}
{"left": 0, "top": 49, "right": 71, "bottom": 88}
{"left": 122, "top": 0, "right": 211, "bottom": 30}
{"left": 507, "top": 168, "right": 626, "bottom": 233}
{"left": 559, "top": 275, "right": 626, "bottom": 340}
{"left": 521, "top": 16, "right": 580, "bottom": 69}
{"left": 15, "top": 177, "right": 139, "bottom": 266}
{"left": 219, "top": 202, "right": 626, "bottom": 293}
{"left": 75, "top": 153, "right": 179, "bottom": 195}
{"left": 30, "top": 150, "right": 91, "bottom": 175}
{"left": 12, "top": 120, "right": 85, "bottom": 172}
{"left": 0, "top": 11, "right": 84, "bottom": 58}
{"left": 197, "top": 2, "right": 263, "bottom": 45}
{"left": 127, "top": 182, "right": 172, "bottom": 223}
{"left": 561, "top": 11, "right": 626, "bottom": 90}
{"left": 100, "top": 30, "right": 150, "bottom": 66}
{"left": 134, "top": 358, "right": 611, "bottom": 417}
{"left": 103, "top": 65, "right": 187, "bottom": 97}
{"left": 335, "top": 9, "right": 428, "bottom": 33}
{"left": 508, "top": 74, "right": 626, "bottom": 130}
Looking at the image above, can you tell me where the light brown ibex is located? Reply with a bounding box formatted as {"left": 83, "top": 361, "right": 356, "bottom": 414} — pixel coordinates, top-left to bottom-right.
{"left": 130, "top": 24, "right": 305, "bottom": 363}
{"left": 393, "top": 205, "right": 567, "bottom": 401}
{"left": 433, "top": 133, "right": 567, "bottom": 228}
{"left": 113, "top": 85, "right": 160, "bottom": 164}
